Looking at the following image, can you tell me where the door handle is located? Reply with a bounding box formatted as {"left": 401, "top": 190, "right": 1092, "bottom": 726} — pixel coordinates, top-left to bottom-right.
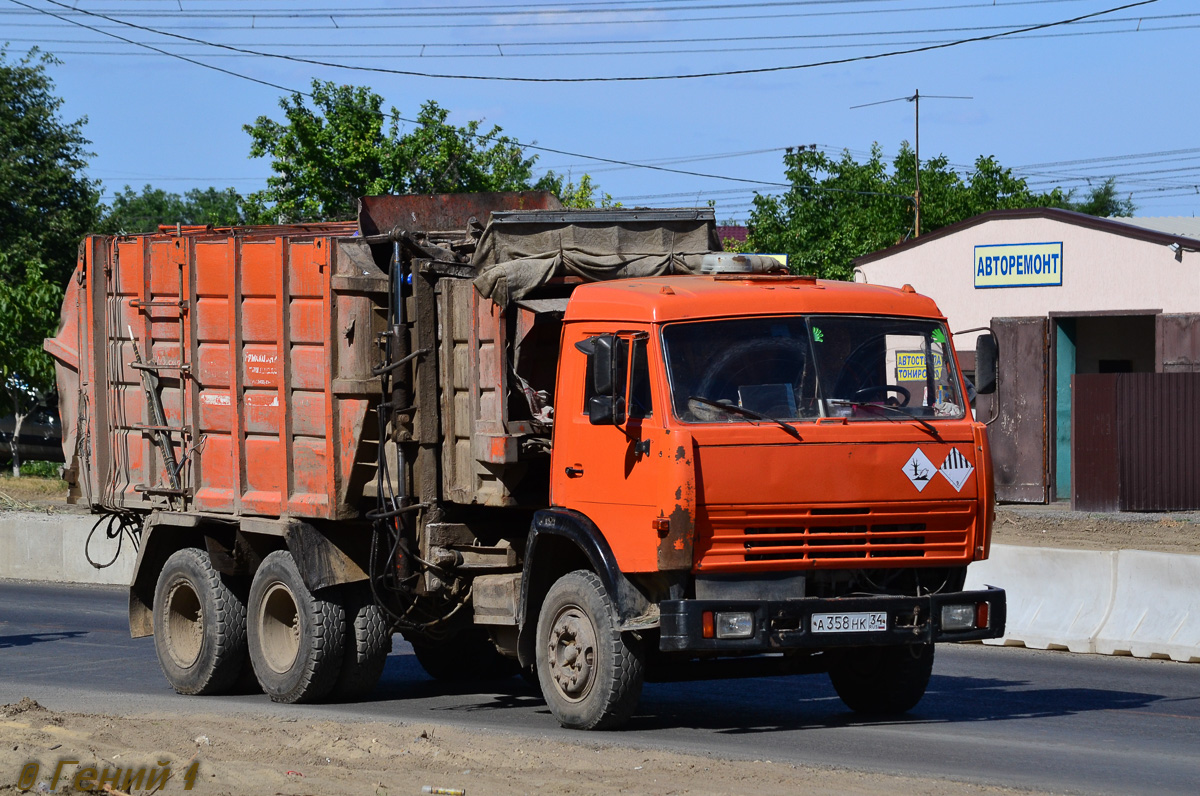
{"left": 564, "top": 465, "right": 585, "bottom": 478}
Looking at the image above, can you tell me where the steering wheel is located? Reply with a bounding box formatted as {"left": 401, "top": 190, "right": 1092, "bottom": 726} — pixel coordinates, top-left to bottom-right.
{"left": 852, "top": 384, "right": 911, "bottom": 406}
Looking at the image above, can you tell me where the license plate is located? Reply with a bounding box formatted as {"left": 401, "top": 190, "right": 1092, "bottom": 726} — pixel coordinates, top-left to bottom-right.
{"left": 811, "top": 611, "right": 887, "bottom": 633}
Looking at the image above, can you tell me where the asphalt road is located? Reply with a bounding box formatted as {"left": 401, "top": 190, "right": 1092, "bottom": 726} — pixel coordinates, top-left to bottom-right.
{"left": 2, "top": 580, "right": 1198, "bottom": 794}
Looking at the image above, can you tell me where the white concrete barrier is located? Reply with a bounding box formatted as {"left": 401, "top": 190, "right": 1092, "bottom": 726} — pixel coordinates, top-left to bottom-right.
{"left": 965, "top": 545, "right": 1117, "bottom": 653}
{"left": 0, "top": 511, "right": 134, "bottom": 585}
{"left": 1095, "top": 550, "right": 1200, "bottom": 663}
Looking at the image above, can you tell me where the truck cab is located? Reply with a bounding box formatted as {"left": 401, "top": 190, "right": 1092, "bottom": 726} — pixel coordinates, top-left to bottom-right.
{"left": 533, "top": 272, "right": 1004, "bottom": 727}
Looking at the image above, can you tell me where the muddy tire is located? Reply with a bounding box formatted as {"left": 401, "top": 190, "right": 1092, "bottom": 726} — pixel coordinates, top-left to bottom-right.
{"left": 829, "top": 643, "right": 935, "bottom": 715}
{"left": 152, "top": 547, "right": 248, "bottom": 696}
{"left": 535, "top": 570, "right": 644, "bottom": 730}
{"left": 410, "top": 626, "right": 520, "bottom": 682}
{"left": 247, "top": 550, "right": 346, "bottom": 703}
{"left": 329, "top": 586, "right": 391, "bottom": 701}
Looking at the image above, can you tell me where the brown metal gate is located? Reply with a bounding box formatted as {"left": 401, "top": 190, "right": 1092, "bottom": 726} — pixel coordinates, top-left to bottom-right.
{"left": 989, "top": 317, "right": 1050, "bottom": 503}
{"left": 1073, "top": 373, "right": 1200, "bottom": 511}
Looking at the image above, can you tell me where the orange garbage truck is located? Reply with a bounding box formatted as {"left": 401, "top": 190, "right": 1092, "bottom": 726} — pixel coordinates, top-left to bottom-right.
{"left": 46, "top": 192, "right": 1005, "bottom": 729}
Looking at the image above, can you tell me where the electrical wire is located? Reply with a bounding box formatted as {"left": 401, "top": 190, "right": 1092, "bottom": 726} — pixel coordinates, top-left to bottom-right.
{"left": 20, "top": 0, "right": 1159, "bottom": 82}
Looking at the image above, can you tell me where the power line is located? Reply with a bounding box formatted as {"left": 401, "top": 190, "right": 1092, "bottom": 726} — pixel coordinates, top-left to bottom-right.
{"left": 24, "top": 0, "right": 1158, "bottom": 82}
{"left": 2, "top": 0, "right": 1104, "bottom": 31}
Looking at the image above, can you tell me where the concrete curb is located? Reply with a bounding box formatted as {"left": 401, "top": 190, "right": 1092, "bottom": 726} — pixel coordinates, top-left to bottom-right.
{"left": 965, "top": 545, "right": 1116, "bottom": 654}
{"left": 1094, "top": 550, "right": 1200, "bottom": 663}
{"left": 966, "top": 544, "right": 1200, "bottom": 663}
{"left": 0, "top": 511, "right": 134, "bottom": 586}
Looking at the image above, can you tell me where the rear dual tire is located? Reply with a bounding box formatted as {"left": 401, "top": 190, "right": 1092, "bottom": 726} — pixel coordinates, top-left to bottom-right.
{"left": 152, "top": 547, "right": 249, "bottom": 696}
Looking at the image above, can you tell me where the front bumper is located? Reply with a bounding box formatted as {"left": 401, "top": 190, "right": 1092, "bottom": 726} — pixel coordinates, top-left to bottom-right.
{"left": 659, "top": 586, "right": 1006, "bottom": 653}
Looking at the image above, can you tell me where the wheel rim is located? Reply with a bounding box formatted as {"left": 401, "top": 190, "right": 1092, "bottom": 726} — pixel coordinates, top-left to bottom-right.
{"left": 164, "top": 579, "right": 203, "bottom": 669}
{"left": 258, "top": 581, "right": 301, "bottom": 674}
{"left": 546, "top": 604, "right": 598, "bottom": 703}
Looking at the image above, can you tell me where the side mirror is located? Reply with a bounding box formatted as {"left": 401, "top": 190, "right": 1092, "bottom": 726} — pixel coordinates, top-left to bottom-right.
{"left": 974, "top": 332, "right": 998, "bottom": 395}
{"left": 575, "top": 334, "right": 629, "bottom": 425}
{"left": 587, "top": 395, "right": 626, "bottom": 426}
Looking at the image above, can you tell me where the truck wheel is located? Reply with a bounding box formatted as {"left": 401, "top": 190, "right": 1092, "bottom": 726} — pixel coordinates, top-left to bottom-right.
{"left": 247, "top": 550, "right": 346, "bottom": 703}
{"left": 410, "top": 626, "right": 521, "bottom": 682}
{"left": 829, "top": 643, "right": 935, "bottom": 715}
{"left": 535, "top": 570, "right": 644, "bottom": 730}
{"left": 329, "top": 586, "right": 392, "bottom": 701}
{"left": 152, "top": 547, "right": 248, "bottom": 695}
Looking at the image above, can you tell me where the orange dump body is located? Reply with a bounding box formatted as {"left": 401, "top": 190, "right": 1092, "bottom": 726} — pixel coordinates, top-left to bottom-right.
{"left": 549, "top": 275, "right": 994, "bottom": 576}
{"left": 46, "top": 225, "right": 386, "bottom": 520}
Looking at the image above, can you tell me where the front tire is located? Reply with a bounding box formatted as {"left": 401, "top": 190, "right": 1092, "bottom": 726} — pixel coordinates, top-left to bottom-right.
{"left": 152, "top": 547, "right": 248, "bottom": 695}
{"left": 247, "top": 550, "right": 346, "bottom": 703}
{"left": 828, "top": 643, "right": 935, "bottom": 715}
{"left": 535, "top": 570, "right": 644, "bottom": 730}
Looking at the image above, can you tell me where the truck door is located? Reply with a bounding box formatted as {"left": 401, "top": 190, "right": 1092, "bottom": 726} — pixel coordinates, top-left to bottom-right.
{"left": 552, "top": 329, "right": 674, "bottom": 572}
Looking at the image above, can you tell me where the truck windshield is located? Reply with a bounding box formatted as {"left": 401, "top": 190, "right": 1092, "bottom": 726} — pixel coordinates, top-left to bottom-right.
{"left": 662, "top": 315, "right": 965, "bottom": 423}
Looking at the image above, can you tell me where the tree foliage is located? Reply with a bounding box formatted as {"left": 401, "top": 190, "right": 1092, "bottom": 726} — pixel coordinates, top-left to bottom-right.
{"left": 745, "top": 144, "right": 1063, "bottom": 280}
{"left": 539, "top": 172, "right": 619, "bottom": 209}
{"left": 1060, "top": 176, "right": 1136, "bottom": 218}
{"left": 242, "top": 80, "right": 548, "bottom": 223}
{"left": 745, "top": 144, "right": 1132, "bottom": 280}
{"left": 0, "top": 253, "right": 65, "bottom": 471}
{"left": 98, "top": 185, "right": 245, "bottom": 234}
{"left": 0, "top": 48, "right": 100, "bottom": 286}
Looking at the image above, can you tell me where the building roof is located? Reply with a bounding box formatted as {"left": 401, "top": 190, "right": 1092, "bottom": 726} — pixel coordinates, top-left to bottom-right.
{"left": 853, "top": 207, "right": 1200, "bottom": 267}
{"left": 1112, "top": 216, "right": 1200, "bottom": 238}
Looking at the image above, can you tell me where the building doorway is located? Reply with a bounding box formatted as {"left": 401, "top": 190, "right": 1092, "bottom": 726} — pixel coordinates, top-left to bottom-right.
{"left": 1052, "top": 313, "right": 1157, "bottom": 500}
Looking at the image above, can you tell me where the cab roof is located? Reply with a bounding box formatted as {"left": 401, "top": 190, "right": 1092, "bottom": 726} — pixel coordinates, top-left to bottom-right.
{"left": 562, "top": 275, "right": 945, "bottom": 324}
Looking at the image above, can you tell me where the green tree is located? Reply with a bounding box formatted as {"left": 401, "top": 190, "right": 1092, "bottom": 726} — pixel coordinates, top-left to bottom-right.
{"left": 1060, "top": 177, "right": 1136, "bottom": 218}
{"left": 0, "top": 48, "right": 101, "bottom": 287}
{"left": 0, "top": 254, "right": 64, "bottom": 474}
{"left": 746, "top": 143, "right": 1070, "bottom": 280}
{"left": 243, "top": 80, "right": 545, "bottom": 223}
{"left": 538, "top": 172, "right": 619, "bottom": 209}
{"left": 99, "top": 184, "right": 245, "bottom": 234}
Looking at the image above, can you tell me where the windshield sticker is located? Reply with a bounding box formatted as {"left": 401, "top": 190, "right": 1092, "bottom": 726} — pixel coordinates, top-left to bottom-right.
{"left": 901, "top": 448, "right": 936, "bottom": 492}
{"left": 939, "top": 448, "right": 975, "bottom": 491}
{"left": 931, "top": 328, "right": 947, "bottom": 344}
{"left": 812, "top": 327, "right": 824, "bottom": 343}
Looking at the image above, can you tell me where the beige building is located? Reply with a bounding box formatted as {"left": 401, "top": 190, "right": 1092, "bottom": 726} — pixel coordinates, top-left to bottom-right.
{"left": 853, "top": 208, "right": 1200, "bottom": 508}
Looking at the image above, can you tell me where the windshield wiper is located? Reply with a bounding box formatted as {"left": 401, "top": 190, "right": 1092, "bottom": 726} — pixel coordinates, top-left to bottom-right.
{"left": 687, "top": 396, "right": 801, "bottom": 440}
{"left": 833, "top": 400, "right": 940, "bottom": 437}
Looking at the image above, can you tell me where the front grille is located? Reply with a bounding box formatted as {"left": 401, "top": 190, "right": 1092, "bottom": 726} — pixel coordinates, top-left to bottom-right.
{"left": 698, "top": 503, "right": 974, "bottom": 571}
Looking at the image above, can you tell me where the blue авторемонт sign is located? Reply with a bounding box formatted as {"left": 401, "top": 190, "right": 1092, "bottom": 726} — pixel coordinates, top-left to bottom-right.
{"left": 974, "top": 242, "right": 1063, "bottom": 288}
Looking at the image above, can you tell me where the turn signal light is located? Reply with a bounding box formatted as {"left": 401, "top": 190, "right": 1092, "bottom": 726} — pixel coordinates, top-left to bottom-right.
{"left": 702, "top": 611, "right": 715, "bottom": 639}
{"left": 976, "top": 601, "right": 990, "bottom": 630}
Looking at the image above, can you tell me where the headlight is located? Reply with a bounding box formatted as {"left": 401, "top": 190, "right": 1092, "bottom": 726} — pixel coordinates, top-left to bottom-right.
{"left": 715, "top": 611, "right": 755, "bottom": 639}
{"left": 941, "top": 604, "right": 977, "bottom": 631}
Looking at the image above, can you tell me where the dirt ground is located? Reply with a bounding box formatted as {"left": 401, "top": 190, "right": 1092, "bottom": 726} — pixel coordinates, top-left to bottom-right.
{"left": 991, "top": 504, "right": 1200, "bottom": 554}
{"left": 0, "top": 698, "right": 1043, "bottom": 796}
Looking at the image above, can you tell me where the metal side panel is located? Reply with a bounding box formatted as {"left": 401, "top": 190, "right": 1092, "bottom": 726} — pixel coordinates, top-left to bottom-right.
{"left": 991, "top": 316, "right": 1050, "bottom": 503}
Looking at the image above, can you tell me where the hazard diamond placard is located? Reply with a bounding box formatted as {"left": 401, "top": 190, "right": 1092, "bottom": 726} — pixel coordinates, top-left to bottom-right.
{"left": 939, "top": 447, "right": 975, "bottom": 491}
{"left": 901, "top": 448, "right": 937, "bottom": 492}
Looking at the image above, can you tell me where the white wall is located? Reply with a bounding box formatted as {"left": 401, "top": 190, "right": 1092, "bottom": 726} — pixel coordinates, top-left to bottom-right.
{"left": 854, "top": 217, "right": 1200, "bottom": 349}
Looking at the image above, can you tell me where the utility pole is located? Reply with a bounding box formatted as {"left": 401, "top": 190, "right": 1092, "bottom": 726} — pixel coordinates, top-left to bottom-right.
{"left": 912, "top": 89, "right": 921, "bottom": 237}
{"left": 851, "top": 90, "right": 971, "bottom": 239}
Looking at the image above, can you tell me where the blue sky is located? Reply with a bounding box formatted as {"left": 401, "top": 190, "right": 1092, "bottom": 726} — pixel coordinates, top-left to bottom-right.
{"left": 4, "top": 0, "right": 1197, "bottom": 223}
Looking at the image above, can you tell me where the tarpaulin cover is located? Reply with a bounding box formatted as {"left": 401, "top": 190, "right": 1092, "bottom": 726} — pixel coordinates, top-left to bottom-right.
{"left": 472, "top": 215, "right": 720, "bottom": 304}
